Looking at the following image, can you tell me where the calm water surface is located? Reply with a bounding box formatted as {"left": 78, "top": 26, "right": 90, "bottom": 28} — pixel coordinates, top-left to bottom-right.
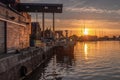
{"left": 25, "top": 41, "right": 120, "bottom": 80}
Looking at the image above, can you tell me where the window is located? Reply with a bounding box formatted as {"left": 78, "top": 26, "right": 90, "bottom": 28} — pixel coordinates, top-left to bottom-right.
{"left": 0, "top": 21, "right": 5, "bottom": 54}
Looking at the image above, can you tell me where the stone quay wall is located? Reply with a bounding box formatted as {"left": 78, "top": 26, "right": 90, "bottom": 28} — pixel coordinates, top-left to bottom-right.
{"left": 0, "top": 47, "right": 54, "bottom": 80}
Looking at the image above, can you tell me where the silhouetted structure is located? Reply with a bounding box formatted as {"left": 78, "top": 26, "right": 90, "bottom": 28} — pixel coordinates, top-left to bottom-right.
{"left": 79, "top": 35, "right": 98, "bottom": 41}
{"left": 31, "top": 22, "right": 41, "bottom": 40}
{"left": 55, "top": 31, "right": 64, "bottom": 39}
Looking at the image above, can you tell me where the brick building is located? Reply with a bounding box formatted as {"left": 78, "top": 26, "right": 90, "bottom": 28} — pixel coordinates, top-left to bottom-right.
{"left": 0, "top": 0, "right": 31, "bottom": 54}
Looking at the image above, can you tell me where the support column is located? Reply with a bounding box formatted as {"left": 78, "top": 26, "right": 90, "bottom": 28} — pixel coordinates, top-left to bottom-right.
{"left": 36, "top": 12, "right": 38, "bottom": 22}
{"left": 53, "top": 13, "right": 55, "bottom": 32}
{"left": 42, "top": 12, "right": 45, "bottom": 38}
{"left": 36, "top": 12, "right": 38, "bottom": 39}
{"left": 53, "top": 13, "right": 55, "bottom": 39}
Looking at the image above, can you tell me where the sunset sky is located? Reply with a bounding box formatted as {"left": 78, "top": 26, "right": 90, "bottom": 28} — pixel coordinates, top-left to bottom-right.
{"left": 21, "top": 0, "right": 120, "bottom": 37}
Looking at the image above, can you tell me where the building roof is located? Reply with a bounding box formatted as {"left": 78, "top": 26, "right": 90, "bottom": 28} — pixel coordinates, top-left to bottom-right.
{"left": 17, "top": 3, "right": 63, "bottom": 13}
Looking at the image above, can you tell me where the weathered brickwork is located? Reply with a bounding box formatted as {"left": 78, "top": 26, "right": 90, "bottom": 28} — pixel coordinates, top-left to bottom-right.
{"left": 0, "top": 3, "right": 31, "bottom": 53}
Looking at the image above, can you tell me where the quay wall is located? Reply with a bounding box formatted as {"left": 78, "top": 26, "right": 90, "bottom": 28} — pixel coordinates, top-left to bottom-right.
{"left": 0, "top": 44, "right": 74, "bottom": 80}
{"left": 0, "top": 47, "right": 54, "bottom": 80}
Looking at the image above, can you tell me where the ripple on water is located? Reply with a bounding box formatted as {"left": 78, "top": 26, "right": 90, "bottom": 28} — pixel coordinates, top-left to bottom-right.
{"left": 24, "top": 41, "right": 120, "bottom": 80}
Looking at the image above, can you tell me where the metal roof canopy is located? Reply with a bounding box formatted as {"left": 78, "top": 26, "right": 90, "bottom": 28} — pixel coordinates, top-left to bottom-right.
{"left": 17, "top": 3, "right": 63, "bottom": 13}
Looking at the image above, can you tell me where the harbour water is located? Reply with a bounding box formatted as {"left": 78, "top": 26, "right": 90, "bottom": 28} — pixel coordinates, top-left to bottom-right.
{"left": 24, "top": 41, "right": 120, "bottom": 80}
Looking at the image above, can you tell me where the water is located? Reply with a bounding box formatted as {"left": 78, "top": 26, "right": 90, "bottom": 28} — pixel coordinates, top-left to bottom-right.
{"left": 25, "top": 41, "right": 120, "bottom": 80}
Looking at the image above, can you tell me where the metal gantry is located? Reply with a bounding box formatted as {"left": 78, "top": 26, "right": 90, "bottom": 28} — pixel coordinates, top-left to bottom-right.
{"left": 17, "top": 3, "right": 63, "bottom": 38}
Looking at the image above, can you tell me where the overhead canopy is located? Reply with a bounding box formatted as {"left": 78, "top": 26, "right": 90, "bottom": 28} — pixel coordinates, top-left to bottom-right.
{"left": 0, "top": 0, "right": 18, "bottom": 5}
{"left": 17, "top": 3, "right": 63, "bottom": 13}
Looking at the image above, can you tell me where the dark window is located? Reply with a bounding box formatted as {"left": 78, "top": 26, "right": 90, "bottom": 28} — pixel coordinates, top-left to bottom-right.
{"left": 0, "top": 21, "right": 5, "bottom": 54}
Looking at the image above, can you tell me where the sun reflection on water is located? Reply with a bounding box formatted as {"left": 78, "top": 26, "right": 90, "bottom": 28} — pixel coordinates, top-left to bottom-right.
{"left": 84, "top": 43, "right": 88, "bottom": 60}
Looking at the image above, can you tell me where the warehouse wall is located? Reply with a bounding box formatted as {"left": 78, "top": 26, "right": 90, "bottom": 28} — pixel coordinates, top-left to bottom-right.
{"left": 0, "top": 3, "right": 31, "bottom": 53}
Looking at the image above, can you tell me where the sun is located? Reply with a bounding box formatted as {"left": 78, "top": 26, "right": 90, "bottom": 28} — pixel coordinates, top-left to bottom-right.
{"left": 84, "top": 28, "right": 88, "bottom": 35}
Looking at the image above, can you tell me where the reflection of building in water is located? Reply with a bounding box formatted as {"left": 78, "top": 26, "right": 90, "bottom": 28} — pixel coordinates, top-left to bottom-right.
{"left": 47, "top": 55, "right": 62, "bottom": 80}
{"left": 55, "top": 46, "right": 74, "bottom": 66}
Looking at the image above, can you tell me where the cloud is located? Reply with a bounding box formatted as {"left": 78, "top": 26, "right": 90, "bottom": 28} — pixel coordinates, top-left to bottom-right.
{"left": 65, "top": 7, "right": 120, "bottom": 15}
{"left": 20, "top": 0, "right": 120, "bottom": 31}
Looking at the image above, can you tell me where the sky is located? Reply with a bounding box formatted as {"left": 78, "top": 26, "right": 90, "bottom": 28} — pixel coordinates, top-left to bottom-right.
{"left": 21, "top": 0, "right": 120, "bottom": 36}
